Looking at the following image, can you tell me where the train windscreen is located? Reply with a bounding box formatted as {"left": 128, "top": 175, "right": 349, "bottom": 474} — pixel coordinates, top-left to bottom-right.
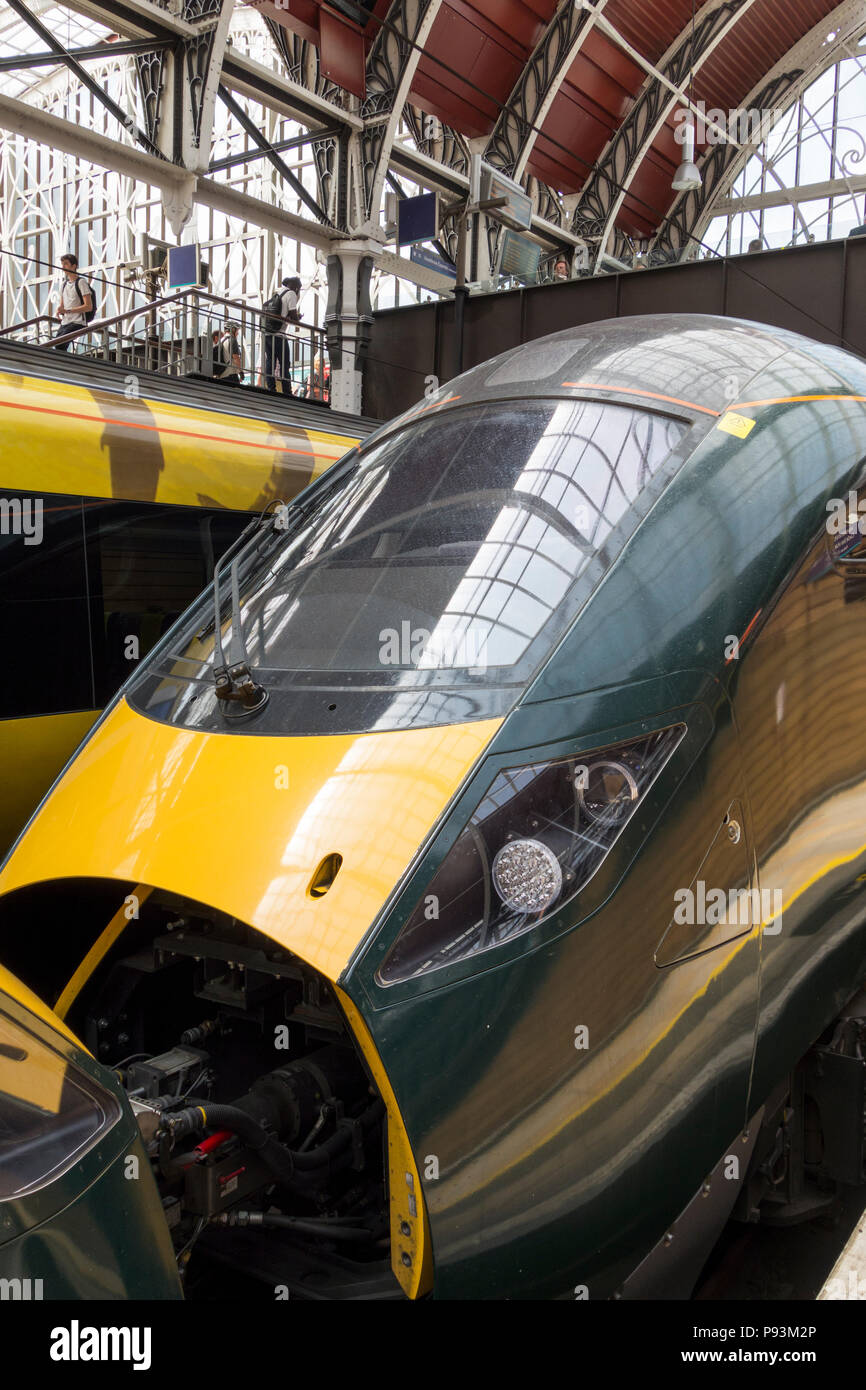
{"left": 129, "top": 398, "right": 688, "bottom": 733}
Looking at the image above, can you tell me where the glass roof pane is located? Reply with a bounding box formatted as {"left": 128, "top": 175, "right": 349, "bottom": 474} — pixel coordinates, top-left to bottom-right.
{"left": 0, "top": 3, "right": 113, "bottom": 100}
{"left": 704, "top": 54, "right": 866, "bottom": 251}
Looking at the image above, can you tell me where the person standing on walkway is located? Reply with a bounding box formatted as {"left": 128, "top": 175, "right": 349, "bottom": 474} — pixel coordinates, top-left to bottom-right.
{"left": 216, "top": 321, "right": 244, "bottom": 385}
{"left": 52, "top": 253, "right": 93, "bottom": 351}
{"left": 263, "top": 276, "right": 302, "bottom": 393}
{"left": 303, "top": 352, "right": 330, "bottom": 404}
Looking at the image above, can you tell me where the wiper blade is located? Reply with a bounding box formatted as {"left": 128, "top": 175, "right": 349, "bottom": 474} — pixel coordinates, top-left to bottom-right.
{"left": 211, "top": 521, "right": 273, "bottom": 717}
{"left": 196, "top": 503, "right": 278, "bottom": 641}
{"left": 212, "top": 552, "right": 268, "bottom": 715}
{"left": 270, "top": 445, "right": 361, "bottom": 535}
{"left": 206, "top": 450, "right": 364, "bottom": 711}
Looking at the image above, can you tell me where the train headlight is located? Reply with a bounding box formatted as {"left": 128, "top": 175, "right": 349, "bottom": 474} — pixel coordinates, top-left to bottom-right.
{"left": 379, "top": 724, "right": 685, "bottom": 983}
{"left": 0, "top": 1006, "right": 123, "bottom": 1201}
{"left": 492, "top": 839, "right": 563, "bottom": 913}
{"left": 577, "top": 759, "right": 639, "bottom": 824}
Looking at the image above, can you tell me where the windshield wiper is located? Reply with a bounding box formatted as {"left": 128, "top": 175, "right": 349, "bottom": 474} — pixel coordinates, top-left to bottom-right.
{"left": 205, "top": 450, "right": 364, "bottom": 713}
{"left": 212, "top": 549, "right": 268, "bottom": 715}
{"left": 209, "top": 510, "right": 276, "bottom": 716}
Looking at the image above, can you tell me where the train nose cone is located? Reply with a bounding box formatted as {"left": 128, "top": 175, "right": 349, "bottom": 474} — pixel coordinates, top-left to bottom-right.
{"left": 0, "top": 699, "right": 501, "bottom": 981}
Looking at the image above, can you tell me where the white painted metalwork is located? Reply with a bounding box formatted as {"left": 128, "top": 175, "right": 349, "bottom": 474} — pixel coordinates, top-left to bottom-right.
{"left": 702, "top": 47, "right": 866, "bottom": 253}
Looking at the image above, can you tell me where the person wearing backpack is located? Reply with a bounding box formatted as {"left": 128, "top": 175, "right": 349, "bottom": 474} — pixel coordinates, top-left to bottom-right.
{"left": 52, "top": 252, "right": 96, "bottom": 350}
{"left": 216, "top": 321, "right": 244, "bottom": 386}
{"left": 262, "top": 275, "right": 302, "bottom": 393}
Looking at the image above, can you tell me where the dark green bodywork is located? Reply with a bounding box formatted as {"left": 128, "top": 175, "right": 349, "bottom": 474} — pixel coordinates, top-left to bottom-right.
{"left": 6, "top": 314, "right": 866, "bottom": 1302}
{"left": 341, "top": 316, "right": 866, "bottom": 1297}
{"left": 0, "top": 986, "right": 182, "bottom": 1299}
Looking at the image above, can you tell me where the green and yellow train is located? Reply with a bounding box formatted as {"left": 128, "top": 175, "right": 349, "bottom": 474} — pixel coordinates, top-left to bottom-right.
{"left": 3, "top": 315, "right": 866, "bottom": 1300}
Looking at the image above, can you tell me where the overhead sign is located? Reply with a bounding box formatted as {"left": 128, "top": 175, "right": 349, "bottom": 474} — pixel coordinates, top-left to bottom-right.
{"left": 410, "top": 243, "right": 457, "bottom": 279}
{"left": 500, "top": 230, "right": 541, "bottom": 283}
{"left": 479, "top": 162, "right": 532, "bottom": 231}
{"left": 143, "top": 235, "right": 171, "bottom": 272}
{"left": 167, "top": 242, "right": 205, "bottom": 289}
{"left": 397, "top": 192, "right": 439, "bottom": 247}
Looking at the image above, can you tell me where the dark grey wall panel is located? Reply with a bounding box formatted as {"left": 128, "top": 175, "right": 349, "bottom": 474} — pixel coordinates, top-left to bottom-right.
{"left": 364, "top": 242, "right": 866, "bottom": 420}
{"left": 436, "top": 299, "right": 457, "bottom": 384}
{"left": 363, "top": 303, "right": 437, "bottom": 419}
{"left": 725, "top": 244, "right": 842, "bottom": 342}
{"left": 462, "top": 290, "right": 523, "bottom": 371}
{"left": 618, "top": 260, "right": 725, "bottom": 318}
{"left": 842, "top": 237, "right": 866, "bottom": 359}
{"left": 523, "top": 277, "right": 618, "bottom": 341}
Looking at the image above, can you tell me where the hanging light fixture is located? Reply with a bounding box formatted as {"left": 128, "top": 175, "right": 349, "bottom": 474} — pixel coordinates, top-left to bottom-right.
{"left": 672, "top": 0, "right": 702, "bottom": 192}
{"left": 672, "top": 120, "right": 702, "bottom": 191}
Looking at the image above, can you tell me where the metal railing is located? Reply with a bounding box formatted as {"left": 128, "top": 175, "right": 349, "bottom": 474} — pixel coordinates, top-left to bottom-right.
{"left": 0, "top": 290, "right": 331, "bottom": 402}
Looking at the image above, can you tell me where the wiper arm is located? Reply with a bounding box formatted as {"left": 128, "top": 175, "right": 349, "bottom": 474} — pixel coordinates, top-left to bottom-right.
{"left": 211, "top": 527, "right": 271, "bottom": 717}
{"left": 206, "top": 450, "right": 364, "bottom": 713}
{"left": 270, "top": 445, "right": 361, "bottom": 536}
{"left": 212, "top": 551, "right": 268, "bottom": 715}
{"left": 197, "top": 511, "right": 282, "bottom": 643}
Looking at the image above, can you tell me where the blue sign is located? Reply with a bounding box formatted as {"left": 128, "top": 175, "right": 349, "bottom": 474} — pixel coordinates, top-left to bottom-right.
{"left": 410, "top": 243, "right": 457, "bottom": 279}
{"left": 397, "top": 192, "right": 439, "bottom": 247}
{"left": 167, "top": 242, "right": 203, "bottom": 289}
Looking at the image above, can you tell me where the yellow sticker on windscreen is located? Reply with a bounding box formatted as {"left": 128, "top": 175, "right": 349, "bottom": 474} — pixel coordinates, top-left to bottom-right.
{"left": 717, "top": 411, "right": 756, "bottom": 439}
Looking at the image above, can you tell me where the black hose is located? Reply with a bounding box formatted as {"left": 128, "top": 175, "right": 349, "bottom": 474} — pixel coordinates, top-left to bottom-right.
{"left": 165, "top": 1097, "right": 384, "bottom": 1186}
{"left": 259, "top": 1215, "right": 374, "bottom": 1243}
{"left": 291, "top": 1099, "right": 384, "bottom": 1170}
{"left": 190, "top": 1103, "right": 297, "bottom": 1184}
{"left": 214, "top": 1210, "right": 376, "bottom": 1243}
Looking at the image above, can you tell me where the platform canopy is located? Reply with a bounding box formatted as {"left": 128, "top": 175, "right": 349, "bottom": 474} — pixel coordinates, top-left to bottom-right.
{"left": 0, "top": 0, "right": 861, "bottom": 279}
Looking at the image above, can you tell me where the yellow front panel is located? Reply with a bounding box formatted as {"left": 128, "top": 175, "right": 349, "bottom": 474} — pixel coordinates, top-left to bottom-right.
{"left": 337, "top": 988, "right": 433, "bottom": 1298}
{"left": 0, "top": 962, "right": 84, "bottom": 1050}
{"left": 0, "top": 699, "right": 501, "bottom": 983}
{"left": 0, "top": 709, "right": 100, "bottom": 854}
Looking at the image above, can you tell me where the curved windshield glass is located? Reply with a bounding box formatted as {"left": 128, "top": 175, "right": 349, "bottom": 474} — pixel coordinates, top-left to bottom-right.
{"left": 130, "top": 398, "right": 687, "bottom": 734}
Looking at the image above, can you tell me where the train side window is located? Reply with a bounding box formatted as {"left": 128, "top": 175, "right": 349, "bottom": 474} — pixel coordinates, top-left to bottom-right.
{"left": 0, "top": 490, "right": 92, "bottom": 719}
{"left": 83, "top": 502, "right": 248, "bottom": 707}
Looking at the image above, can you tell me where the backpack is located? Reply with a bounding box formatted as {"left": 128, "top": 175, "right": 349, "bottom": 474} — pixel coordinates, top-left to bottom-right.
{"left": 219, "top": 333, "right": 241, "bottom": 376}
{"left": 262, "top": 291, "right": 284, "bottom": 334}
{"left": 76, "top": 275, "right": 97, "bottom": 324}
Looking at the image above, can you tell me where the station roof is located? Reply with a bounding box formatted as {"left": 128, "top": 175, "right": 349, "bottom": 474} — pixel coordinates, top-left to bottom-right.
{"left": 0, "top": 3, "right": 111, "bottom": 99}
{"left": 256, "top": 0, "right": 848, "bottom": 238}
{"left": 0, "top": 0, "right": 857, "bottom": 250}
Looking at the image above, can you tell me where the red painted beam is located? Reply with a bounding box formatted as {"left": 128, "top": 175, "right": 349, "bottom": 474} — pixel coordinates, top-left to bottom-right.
{"left": 245, "top": 0, "right": 321, "bottom": 49}
{"left": 320, "top": 5, "right": 366, "bottom": 99}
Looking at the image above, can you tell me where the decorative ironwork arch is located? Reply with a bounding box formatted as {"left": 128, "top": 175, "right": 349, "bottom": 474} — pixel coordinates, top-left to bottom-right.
{"left": 571, "top": 0, "right": 754, "bottom": 258}
{"left": 484, "top": 0, "right": 596, "bottom": 180}
{"left": 651, "top": 4, "right": 866, "bottom": 260}
{"left": 358, "top": 0, "right": 445, "bottom": 226}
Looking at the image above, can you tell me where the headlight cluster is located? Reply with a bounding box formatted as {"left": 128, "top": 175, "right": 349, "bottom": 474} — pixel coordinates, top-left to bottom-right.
{"left": 379, "top": 725, "right": 685, "bottom": 983}
{"left": 0, "top": 1005, "right": 122, "bottom": 1202}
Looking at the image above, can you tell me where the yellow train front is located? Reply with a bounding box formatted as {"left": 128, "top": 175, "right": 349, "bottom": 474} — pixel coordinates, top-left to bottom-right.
{"left": 5, "top": 314, "right": 866, "bottom": 1299}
